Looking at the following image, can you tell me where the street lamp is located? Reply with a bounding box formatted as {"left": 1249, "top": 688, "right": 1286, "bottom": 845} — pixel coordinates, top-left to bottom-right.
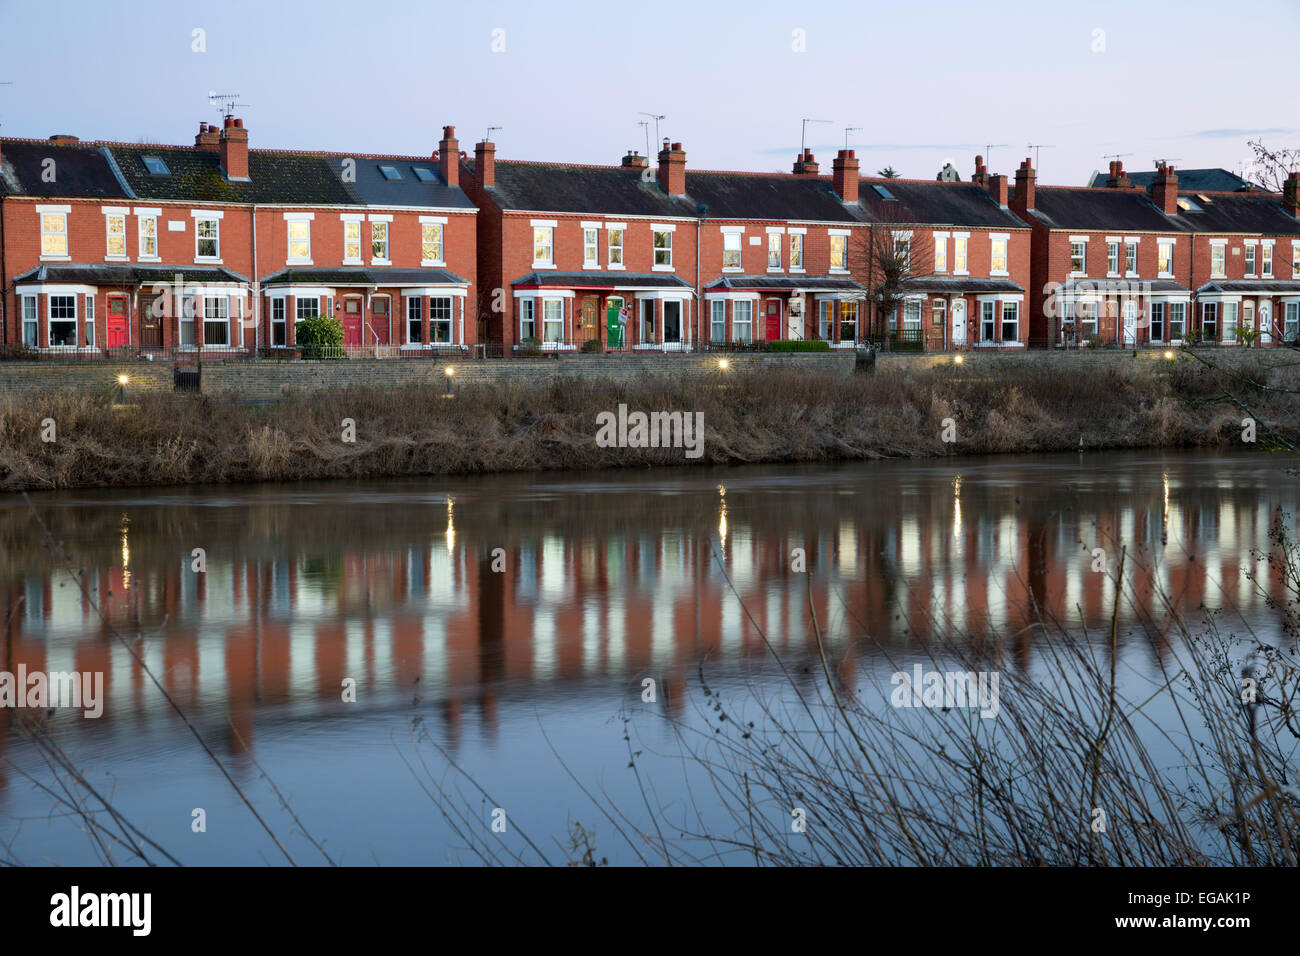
{"left": 444, "top": 365, "right": 456, "bottom": 397}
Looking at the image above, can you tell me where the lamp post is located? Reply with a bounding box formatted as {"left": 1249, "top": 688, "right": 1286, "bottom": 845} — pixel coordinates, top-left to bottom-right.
{"left": 444, "top": 365, "right": 456, "bottom": 397}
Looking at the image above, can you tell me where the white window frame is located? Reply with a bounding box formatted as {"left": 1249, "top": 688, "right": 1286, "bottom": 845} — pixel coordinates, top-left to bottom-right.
{"left": 732, "top": 298, "right": 753, "bottom": 343}
{"left": 519, "top": 298, "right": 536, "bottom": 341}
{"left": 532, "top": 221, "right": 556, "bottom": 268}
{"left": 84, "top": 294, "right": 95, "bottom": 347}
{"left": 767, "top": 231, "right": 783, "bottom": 272}
{"left": 953, "top": 232, "right": 969, "bottom": 275}
{"left": 429, "top": 295, "right": 454, "bottom": 344}
{"left": 195, "top": 214, "right": 222, "bottom": 262}
{"left": 369, "top": 213, "right": 392, "bottom": 265}
{"left": 1157, "top": 238, "right": 1174, "bottom": 278}
{"left": 47, "top": 293, "right": 79, "bottom": 347}
{"left": 286, "top": 214, "right": 313, "bottom": 265}
{"left": 21, "top": 295, "right": 38, "bottom": 347}
{"left": 1001, "top": 300, "right": 1019, "bottom": 343}
{"left": 343, "top": 218, "right": 363, "bottom": 264}
{"left": 722, "top": 228, "right": 743, "bottom": 271}
{"left": 1106, "top": 240, "right": 1120, "bottom": 277}
{"left": 204, "top": 295, "right": 230, "bottom": 347}
{"left": 39, "top": 206, "right": 70, "bottom": 260}
{"left": 989, "top": 234, "right": 1009, "bottom": 276}
{"left": 542, "top": 297, "right": 565, "bottom": 344}
{"left": 829, "top": 230, "right": 850, "bottom": 273}
{"left": 1210, "top": 241, "right": 1226, "bottom": 279}
{"left": 607, "top": 224, "right": 625, "bottom": 269}
{"left": 270, "top": 297, "right": 288, "bottom": 346}
{"left": 136, "top": 209, "right": 160, "bottom": 261}
{"left": 789, "top": 229, "right": 805, "bottom": 272}
{"left": 1262, "top": 240, "right": 1274, "bottom": 278}
{"left": 933, "top": 232, "right": 948, "bottom": 273}
{"left": 710, "top": 299, "right": 726, "bottom": 342}
{"left": 1124, "top": 239, "right": 1139, "bottom": 277}
{"left": 420, "top": 216, "right": 447, "bottom": 266}
{"left": 1069, "top": 236, "right": 1088, "bottom": 276}
{"left": 652, "top": 225, "right": 674, "bottom": 271}
{"left": 583, "top": 225, "right": 600, "bottom": 268}
{"left": 103, "top": 208, "right": 128, "bottom": 261}
{"left": 1244, "top": 243, "right": 1257, "bottom": 277}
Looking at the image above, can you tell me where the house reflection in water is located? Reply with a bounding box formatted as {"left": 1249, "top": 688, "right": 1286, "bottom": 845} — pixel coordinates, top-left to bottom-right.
{"left": 0, "top": 457, "right": 1293, "bottom": 781}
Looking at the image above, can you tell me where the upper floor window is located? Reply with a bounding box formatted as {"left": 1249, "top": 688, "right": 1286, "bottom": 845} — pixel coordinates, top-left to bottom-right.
{"left": 653, "top": 229, "right": 672, "bottom": 267}
{"left": 41, "top": 211, "right": 68, "bottom": 257}
{"left": 893, "top": 235, "right": 911, "bottom": 271}
{"left": 723, "top": 232, "right": 742, "bottom": 269}
{"left": 1107, "top": 241, "right": 1120, "bottom": 275}
{"left": 1210, "top": 243, "right": 1226, "bottom": 278}
{"left": 934, "top": 235, "right": 947, "bottom": 272}
{"left": 767, "top": 233, "right": 782, "bottom": 270}
{"left": 371, "top": 221, "right": 389, "bottom": 261}
{"left": 344, "top": 221, "right": 362, "bottom": 262}
{"left": 990, "top": 237, "right": 1008, "bottom": 275}
{"left": 1293, "top": 243, "right": 1300, "bottom": 278}
{"left": 422, "top": 223, "right": 443, "bottom": 263}
{"left": 1125, "top": 240, "right": 1138, "bottom": 275}
{"left": 584, "top": 228, "right": 599, "bottom": 267}
{"left": 196, "top": 217, "right": 220, "bottom": 259}
{"left": 608, "top": 228, "right": 624, "bottom": 266}
{"left": 1157, "top": 240, "right": 1173, "bottom": 276}
{"left": 1070, "top": 241, "right": 1086, "bottom": 274}
{"left": 533, "top": 226, "right": 554, "bottom": 266}
{"left": 139, "top": 215, "right": 158, "bottom": 259}
{"left": 790, "top": 233, "right": 803, "bottom": 270}
{"left": 105, "top": 214, "right": 127, "bottom": 258}
{"left": 288, "top": 220, "right": 311, "bottom": 261}
{"left": 829, "top": 234, "right": 847, "bottom": 271}
{"left": 1244, "top": 244, "right": 1257, "bottom": 276}
{"left": 954, "top": 236, "right": 968, "bottom": 273}
{"left": 1262, "top": 243, "right": 1274, "bottom": 277}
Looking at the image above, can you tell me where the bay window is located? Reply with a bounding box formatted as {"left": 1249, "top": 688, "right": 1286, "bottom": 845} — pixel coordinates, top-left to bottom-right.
{"left": 519, "top": 299, "right": 536, "bottom": 341}
{"left": 204, "top": 296, "right": 229, "bottom": 346}
{"left": 543, "top": 299, "right": 564, "bottom": 344}
{"left": 1202, "top": 302, "right": 1218, "bottom": 340}
{"left": 733, "top": 300, "right": 753, "bottom": 343}
{"left": 1168, "top": 302, "right": 1186, "bottom": 342}
{"left": 406, "top": 296, "right": 423, "bottom": 344}
{"left": 901, "top": 299, "right": 921, "bottom": 332}
{"left": 48, "top": 294, "right": 78, "bottom": 346}
{"left": 430, "top": 297, "right": 452, "bottom": 344}
{"left": 1150, "top": 302, "right": 1165, "bottom": 342}
{"left": 818, "top": 300, "right": 832, "bottom": 340}
{"left": 638, "top": 299, "right": 655, "bottom": 344}
{"left": 85, "top": 295, "right": 95, "bottom": 347}
{"left": 22, "top": 295, "right": 38, "bottom": 347}
{"left": 710, "top": 300, "right": 726, "bottom": 342}
{"left": 981, "top": 301, "right": 996, "bottom": 342}
{"left": 839, "top": 301, "right": 858, "bottom": 342}
{"left": 1285, "top": 302, "right": 1300, "bottom": 342}
{"left": 1223, "top": 301, "right": 1239, "bottom": 342}
{"left": 1001, "top": 301, "right": 1019, "bottom": 343}
{"left": 272, "top": 298, "right": 287, "bottom": 346}
{"left": 180, "top": 295, "right": 195, "bottom": 346}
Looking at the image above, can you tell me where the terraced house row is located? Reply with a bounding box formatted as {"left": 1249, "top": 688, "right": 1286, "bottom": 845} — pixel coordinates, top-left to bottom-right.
{"left": 3, "top": 115, "right": 1300, "bottom": 355}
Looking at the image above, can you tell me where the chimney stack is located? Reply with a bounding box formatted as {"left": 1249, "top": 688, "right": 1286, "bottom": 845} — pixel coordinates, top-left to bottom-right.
{"left": 1013, "top": 157, "right": 1036, "bottom": 213}
{"left": 1285, "top": 171, "right": 1300, "bottom": 218}
{"left": 195, "top": 123, "right": 220, "bottom": 152}
{"left": 621, "top": 151, "right": 649, "bottom": 170}
{"left": 219, "top": 116, "right": 249, "bottom": 180}
{"left": 438, "top": 126, "right": 459, "bottom": 188}
{"left": 987, "top": 172, "right": 1009, "bottom": 207}
{"left": 1152, "top": 164, "right": 1179, "bottom": 215}
{"left": 474, "top": 139, "right": 495, "bottom": 188}
{"left": 972, "top": 154, "right": 987, "bottom": 186}
{"left": 657, "top": 140, "right": 686, "bottom": 196}
{"left": 1106, "top": 159, "right": 1132, "bottom": 189}
{"left": 792, "top": 148, "right": 819, "bottom": 176}
{"left": 832, "top": 149, "right": 859, "bottom": 203}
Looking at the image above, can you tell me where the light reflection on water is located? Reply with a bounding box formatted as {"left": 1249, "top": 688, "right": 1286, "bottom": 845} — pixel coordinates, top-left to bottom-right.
{"left": 0, "top": 449, "right": 1295, "bottom": 864}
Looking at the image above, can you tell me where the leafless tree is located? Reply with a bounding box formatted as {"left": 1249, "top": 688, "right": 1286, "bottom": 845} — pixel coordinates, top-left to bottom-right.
{"left": 1245, "top": 139, "right": 1300, "bottom": 192}
{"left": 853, "top": 205, "right": 934, "bottom": 347}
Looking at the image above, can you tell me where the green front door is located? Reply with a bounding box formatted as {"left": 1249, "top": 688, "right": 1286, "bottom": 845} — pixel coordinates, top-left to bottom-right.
{"left": 606, "top": 297, "right": 625, "bottom": 348}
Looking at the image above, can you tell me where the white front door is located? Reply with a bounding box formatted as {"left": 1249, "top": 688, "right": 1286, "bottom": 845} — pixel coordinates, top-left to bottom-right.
{"left": 788, "top": 296, "right": 805, "bottom": 340}
{"left": 951, "top": 298, "right": 966, "bottom": 345}
{"left": 1259, "top": 300, "right": 1273, "bottom": 344}
{"left": 1122, "top": 299, "right": 1137, "bottom": 346}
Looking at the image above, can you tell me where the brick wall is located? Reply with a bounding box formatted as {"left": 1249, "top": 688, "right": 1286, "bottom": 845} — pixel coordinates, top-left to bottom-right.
{"left": 0, "top": 361, "right": 173, "bottom": 395}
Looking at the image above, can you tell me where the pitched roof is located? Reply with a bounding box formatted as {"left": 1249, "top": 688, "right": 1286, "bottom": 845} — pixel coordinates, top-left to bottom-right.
{"left": 473, "top": 161, "right": 698, "bottom": 218}
{"left": 1027, "top": 186, "right": 1188, "bottom": 232}
{"left": 1172, "top": 191, "right": 1300, "bottom": 235}
{"left": 1087, "top": 167, "right": 1257, "bottom": 192}
{"left": 0, "top": 139, "right": 129, "bottom": 198}
{"left": 107, "top": 144, "right": 363, "bottom": 205}
{"left": 684, "top": 172, "right": 860, "bottom": 223}
{"left": 899, "top": 276, "right": 1024, "bottom": 294}
{"left": 857, "top": 180, "right": 1028, "bottom": 229}
{"left": 1197, "top": 280, "right": 1300, "bottom": 295}
{"left": 347, "top": 157, "right": 474, "bottom": 209}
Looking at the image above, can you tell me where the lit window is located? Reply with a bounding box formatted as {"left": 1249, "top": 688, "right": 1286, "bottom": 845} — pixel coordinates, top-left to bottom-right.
{"left": 288, "top": 220, "right": 311, "bottom": 261}
{"left": 106, "top": 214, "right": 127, "bottom": 258}
{"left": 1125, "top": 241, "right": 1138, "bottom": 275}
{"left": 1070, "top": 241, "right": 1086, "bottom": 274}
{"left": 954, "top": 236, "right": 968, "bottom": 273}
{"left": 608, "top": 228, "right": 624, "bottom": 266}
{"left": 422, "top": 223, "right": 443, "bottom": 263}
{"left": 584, "top": 228, "right": 599, "bottom": 267}
{"left": 894, "top": 235, "right": 911, "bottom": 271}
{"left": 1262, "top": 243, "right": 1273, "bottom": 278}
{"left": 839, "top": 301, "right": 858, "bottom": 341}
{"left": 934, "top": 235, "right": 947, "bottom": 272}
{"left": 344, "top": 221, "right": 361, "bottom": 262}
{"left": 1158, "top": 241, "right": 1173, "bottom": 276}
{"left": 41, "top": 212, "right": 68, "bottom": 257}
{"left": 768, "top": 233, "right": 782, "bottom": 270}
{"left": 790, "top": 233, "right": 803, "bottom": 270}
{"left": 829, "top": 234, "right": 847, "bottom": 271}
{"left": 990, "top": 237, "right": 1007, "bottom": 274}
{"left": 534, "top": 227, "right": 553, "bottom": 265}
{"left": 371, "top": 221, "right": 388, "bottom": 260}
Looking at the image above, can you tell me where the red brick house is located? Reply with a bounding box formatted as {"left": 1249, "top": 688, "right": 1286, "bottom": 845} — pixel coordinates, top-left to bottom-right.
{"left": 1, "top": 120, "right": 476, "bottom": 354}
{"left": 1016, "top": 158, "right": 1300, "bottom": 347}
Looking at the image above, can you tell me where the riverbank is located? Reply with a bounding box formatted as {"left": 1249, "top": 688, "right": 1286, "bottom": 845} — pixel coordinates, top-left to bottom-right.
{"left": 2, "top": 357, "right": 1297, "bottom": 491}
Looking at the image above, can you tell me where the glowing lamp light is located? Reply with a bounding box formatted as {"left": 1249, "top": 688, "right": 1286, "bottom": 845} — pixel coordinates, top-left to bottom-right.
{"left": 444, "top": 366, "right": 456, "bottom": 377}
{"left": 117, "top": 374, "right": 129, "bottom": 385}
{"left": 953, "top": 355, "right": 964, "bottom": 365}
{"left": 718, "top": 358, "right": 729, "bottom": 370}
{"left": 1164, "top": 351, "right": 1174, "bottom": 360}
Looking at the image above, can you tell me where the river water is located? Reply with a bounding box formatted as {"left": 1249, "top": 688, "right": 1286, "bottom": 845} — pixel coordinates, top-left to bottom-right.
{"left": 1, "top": 449, "right": 1296, "bottom": 864}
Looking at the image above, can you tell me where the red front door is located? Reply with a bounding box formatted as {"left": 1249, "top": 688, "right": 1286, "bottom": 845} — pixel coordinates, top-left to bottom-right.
{"left": 107, "top": 295, "right": 127, "bottom": 348}
{"left": 765, "top": 299, "right": 782, "bottom": 341}
{"left": 342, "top": 299, "right": 363, "bottom": 346}
{"left": 371, "top": 298, "right": 391, "bottom": 345}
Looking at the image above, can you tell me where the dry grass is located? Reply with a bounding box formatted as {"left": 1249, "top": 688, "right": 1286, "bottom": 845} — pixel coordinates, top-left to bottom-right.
{"left": 1, "top": 358, "right": 1297, "bottom": 491}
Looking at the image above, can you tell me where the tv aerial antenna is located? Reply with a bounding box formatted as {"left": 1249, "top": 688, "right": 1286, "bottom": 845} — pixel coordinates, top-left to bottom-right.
{"left": 484, "top": 125, "right": 503, "bottom": 144}
{"left": 208, "top": 92, "right": 249, "bottom": 119}
{"left": 984, "top": 143, "right": 1008, "bottom": 167}
{"left": 1026, "top": 143, "right": 1055, "bottom": 168}
{"left": 843, "top": 126, "right": 862, "bottom": 150}
{"left": 801, "top": 118, "right": 831, "bottom": 153}
{"left": 639, "top": 112, "right": 665, "bottom": 153}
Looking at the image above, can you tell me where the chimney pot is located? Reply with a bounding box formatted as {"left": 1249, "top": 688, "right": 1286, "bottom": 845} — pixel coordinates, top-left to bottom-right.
{"left": 218, "top": 117, "right": 249, "bottom": 179}
{"left": 1014, "top": 159, "right": 1036, "bottom": 213}
{"left": 1152, "top": 164, "right": 1180, "bottom": 215}
{"left": 475, "top": 140, "right": 496, "bottom": 188}
{"left": 657, "top": 140, "right": 686, "bottom": 196}
{"left": 832, "top": 149, "right": 860, "bottom": 204}
{"left": 439, "top": 125, "right": 460, "bottom": 189}
{"left": 987, "top": 172, "right": 1009, "bottom": 207}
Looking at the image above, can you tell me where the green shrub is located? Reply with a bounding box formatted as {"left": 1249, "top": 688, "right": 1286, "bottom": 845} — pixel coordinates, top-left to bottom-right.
{"left": 580, "top": 339, "right": 604, "bottom": 353}
{"left": 763, "top": 339, "right": 831, "bottom": 353}
{"left": 295, "top": 313, "right": 344, "bottom": 360}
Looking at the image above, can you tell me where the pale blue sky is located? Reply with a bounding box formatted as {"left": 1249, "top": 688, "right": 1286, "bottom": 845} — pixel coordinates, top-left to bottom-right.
{"left": 1, "top": 0, "right": 1295, "bottom": 186}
